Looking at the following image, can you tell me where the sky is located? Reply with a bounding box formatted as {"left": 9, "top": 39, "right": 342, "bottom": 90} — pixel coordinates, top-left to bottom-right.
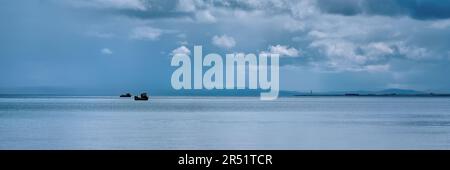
{"left": 1, "top": 0, "right": 450, "bottom": 95}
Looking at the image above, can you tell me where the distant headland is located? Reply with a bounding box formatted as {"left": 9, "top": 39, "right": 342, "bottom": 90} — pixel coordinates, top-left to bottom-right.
{"left": 293, "top": 89, "right": 450, "bottom": 97}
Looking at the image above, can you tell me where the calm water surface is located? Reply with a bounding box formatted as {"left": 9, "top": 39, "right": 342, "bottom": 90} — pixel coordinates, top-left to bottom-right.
{"left": 1, "top": 96, "right": 450, "bottom": 149}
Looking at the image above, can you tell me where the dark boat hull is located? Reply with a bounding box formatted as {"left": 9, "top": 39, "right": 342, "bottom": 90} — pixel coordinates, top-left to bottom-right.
{"left": 120, "top": 93, "right": 132, "bottom": 97}
{"left": 134, "top": 96, "right": 148, "bottom": 101}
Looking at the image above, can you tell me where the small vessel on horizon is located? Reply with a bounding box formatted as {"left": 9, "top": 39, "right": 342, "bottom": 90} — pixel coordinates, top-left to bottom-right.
{"left": 345, "top": 93, "right": 360, "bottom": 96}
{"left": 120, "top": 93, "right": 132, "bottom": 97}
{"left": 134, "top": 93, "right": 149, "bottom": 101}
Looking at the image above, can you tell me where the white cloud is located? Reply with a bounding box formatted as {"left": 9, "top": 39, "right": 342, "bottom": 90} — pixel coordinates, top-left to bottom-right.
{"left": 368, "top": 42, "right": 394, "bottom": 55}
{"left": 212, "top": 35, "right": 236, "bottom": 49}
{"left": 364, "top": 64, "right": 390, "bottom": 73}
{"left": 268, "top": 45, "right": 300, "bottom": 57}
{"left": 430, "top": 19, "right": 450, "bottom": 29}
{"left": 176, "top": 0, "right": 216, "bottom": 23}
{"left": 176, "top": 0, "right": 200, "bottom": 12}
{"left": 310, "top": 39, "right": 367, "bottom": 69}
{"left": 395, "top": 42, "right": 433, "bottom": 60}
{"left": 307, "top": 16, "right": 408, "bottom": 71}
{"left": 171, "top": 46, "right": 191, "bottom": 56}
{"left": 130, "top": 26, "right": 162, "bottom": 40}
{"left": 307, "top": 30, "right": 328, "bottom": 39}
{"left": 363, "top": 42, "right": 395, "bottom": 60}
{"left": 101, "top": 48, "right": 113, "bottom": 55}
{"left": 289, "top": 0, "right": 318, "bottom": 19}
{"left": 195, "top": 10, "right": 217, "bottom": 23}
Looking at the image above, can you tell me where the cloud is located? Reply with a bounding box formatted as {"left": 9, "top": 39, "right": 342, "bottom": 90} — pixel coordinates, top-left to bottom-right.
{"left": 364, "top": 64, "right": 390, "bottom": 73}
{"left": 289, "top": 0, "right": 319, "bottom": 19}
{"left": 129, "top": 26, "right": 162, "bottom": 40}
{"left": 300, "top": 12, "right": 450, "bottom": 72}
{"left": 195, "top": 10, "right": 217, "bottom": 23}
{"left": 101, "top": 48, "right": 113, "bottom": 55}
{"left": 307, "top": 30, "right": 328, "bottom": 39}
{"left": 268, "top": 45, "right": 300, "bottom": 57}
{"left": 58, "top": 0, "right": 450, "bottom": 74}
{"left": 430, "top": 19, "right": 450, "bottom": 29}
{"left": 175, "top": 0, "right": 216, "bottom": 22}
{"left": 362, "top": 42, "right": 395, "bottom": 60}
{"left": 367, "top": 42, "right": 394, "bottom": 55}
{"left": 309, "top": 39, "right": 375, "bottom": 71}
{"left": 316, "top": 0, "right": 450, "bottom": 20}
{"left": 171, "top": 46, "right": 191, "bottom": 56}
{"left": 176, "top": 0, "right": 201, "bottom": 12}
{"left": 212, "top": 35, "right": 236, "bottom": 49}
{"left": 64, "top": 0, "right": 450, "bottom": 21}
{"left": 395, "top": 42, "right": 433, "bottom": 60}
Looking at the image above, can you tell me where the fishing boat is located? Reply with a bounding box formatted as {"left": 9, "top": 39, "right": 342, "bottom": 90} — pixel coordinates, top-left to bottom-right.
{"left": 120, "top": 93, "right": 132, "bottom": 97}
{"left": 134, "top": 93, "right": 149, "bottom": 101}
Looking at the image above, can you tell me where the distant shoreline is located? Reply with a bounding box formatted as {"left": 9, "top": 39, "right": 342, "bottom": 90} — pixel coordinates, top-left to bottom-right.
{"left": 1, "top": 94, "right": 450, "bottom": 98}
{"left": 1, "top": 88, "right": 450, "bottom": 98}
{"left": 293, "top": 94, "right": 450, "bottom": 97}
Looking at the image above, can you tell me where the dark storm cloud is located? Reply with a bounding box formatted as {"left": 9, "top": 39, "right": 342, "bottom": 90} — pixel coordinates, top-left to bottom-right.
{"left": 317, "top": 0, "right": 450, "bottom": 20}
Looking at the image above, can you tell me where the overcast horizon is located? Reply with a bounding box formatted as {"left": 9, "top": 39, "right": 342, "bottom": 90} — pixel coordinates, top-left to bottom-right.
{"left": 2, "top": 0, "right": 450, "bottom": 95}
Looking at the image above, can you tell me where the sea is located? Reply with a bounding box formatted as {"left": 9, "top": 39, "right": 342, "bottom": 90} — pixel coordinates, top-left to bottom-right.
{"left": 1, "top": 96, "right": 450, "bottom": 149}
